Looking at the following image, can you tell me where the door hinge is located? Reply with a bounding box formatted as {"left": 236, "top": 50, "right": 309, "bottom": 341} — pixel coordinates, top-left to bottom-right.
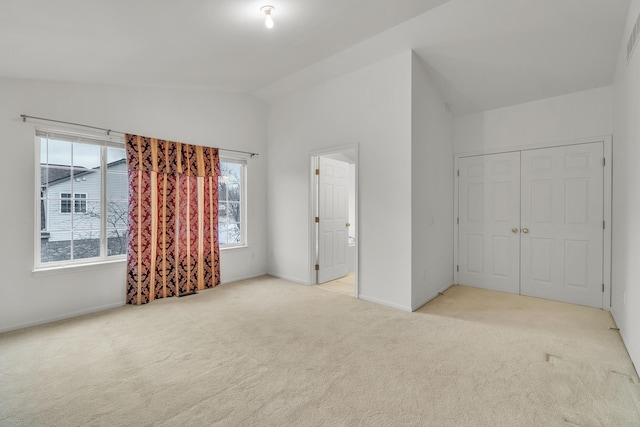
{"left": 603, "top": 220, "right": 605, "bottom": 229}
{"left": 315, "top": 264, "right": 319, "bottom": 271}
{"left": 457, "top": 169, "right": 460, "bottom": 177}
{"left": 315, "top": 217, "right": 319, "bottom": 223}
{"left": 315, "top": 168, "right": 320, "bottom": 175}
{"left": 456, "top": 265, "right": 459, "bottom": 272}
{"left": 602, "top": 283, "right": 605, "bottom": 292}
{"left": 603, "top": 157, "right": 606, "bottom": 167}
{"left": 457, "top": 217, "right": 459, "bottom": 225}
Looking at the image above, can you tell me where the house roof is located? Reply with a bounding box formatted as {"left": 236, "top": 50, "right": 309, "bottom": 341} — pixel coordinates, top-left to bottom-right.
{"left": 42, "top": 159, "right": 127, "bottom": 187}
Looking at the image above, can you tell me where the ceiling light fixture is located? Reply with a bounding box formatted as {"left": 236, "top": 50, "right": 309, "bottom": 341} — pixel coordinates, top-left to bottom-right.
{"left": 261, "top": 5, "right": 275, "bottom": 29}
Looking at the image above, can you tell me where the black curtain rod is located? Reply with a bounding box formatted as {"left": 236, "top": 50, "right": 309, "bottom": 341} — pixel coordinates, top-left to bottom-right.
{"left": 20, "top": 114, "right": 259, "bottom": 158}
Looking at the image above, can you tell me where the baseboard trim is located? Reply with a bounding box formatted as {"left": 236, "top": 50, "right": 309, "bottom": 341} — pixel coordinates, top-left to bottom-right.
{"left": 0, "top": 301, "right": 125, "bottom": 334}
{"left": 412, "top": 284, "right": 454, "bottom": 311}
{"left": 267, "top": 271, "right": 309, "bottom": 285}
{"left": 358, "top": 294, "right": 412, "bottom": 312}
{"left": 220, "top": 272, "right": 269, "bottom": 285}
{"left": 610, "top": 307, "right": 640, "bottom": 379}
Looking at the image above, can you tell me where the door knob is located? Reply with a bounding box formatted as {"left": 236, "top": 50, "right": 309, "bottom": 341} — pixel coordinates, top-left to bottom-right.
{"left": 512, "top": 228, "right": 518, "bottom": 233}
{"left": 522, "top": 228, "right": 529, "bottom": 234}
{"left": 346, "top": 223, "right": 351, "bottom": 227}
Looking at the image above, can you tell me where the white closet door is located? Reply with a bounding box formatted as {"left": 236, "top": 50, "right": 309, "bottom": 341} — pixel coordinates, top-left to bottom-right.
{"left": 458, "top": 152, "right": 521, "bottom": 294}
{"left": 520, "top": 143, "right": 604, "bottom": 307}
{"left": 317, "top": 157, "right": 349, "bottom": 284}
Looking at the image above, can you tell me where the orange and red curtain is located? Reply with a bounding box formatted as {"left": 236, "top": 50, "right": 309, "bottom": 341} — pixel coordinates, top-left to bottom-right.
{"left": 125, "top": 134, "right": 220, "bottom": 305}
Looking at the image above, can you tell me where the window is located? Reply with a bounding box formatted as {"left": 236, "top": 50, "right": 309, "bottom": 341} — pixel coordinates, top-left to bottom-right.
{"left": 37, "top": 130, "right": 128, "bottom": 268}
{"left": 218, "top": 158, "right": 246, "bottom": 247}
{"left": 60, "top": 193, "right": 87, "bottom": 214}
{"left": 60, "top": 193, "right": 72, "bottom": 213}
{"left": 74, "top": 193, "right": 87, "bottom": 213}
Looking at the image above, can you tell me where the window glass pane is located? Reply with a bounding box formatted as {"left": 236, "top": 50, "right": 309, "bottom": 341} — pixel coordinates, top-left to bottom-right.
{"left": 219, "top": 202, "right": 228, "bottom": 219}
{"left": 41, "top": 166, "right": 71, "bottom": 195}
{"left": 107, "top": 147, "right": 126, "bottom": 163}
{"left": 226, "top": 163, "right": 241, "bottom": 182}
{"left": 228, "top": 201, "right": 240, "bottom": 223}
{"left": 106, "top": 201, "right": 129, "bottom": 229}
{"left": 41, "top": 231, "right": 71, "bottom": 263}
{"left": 40, "top": 141, "right": 48, "bottom": 165}
{"left": 47, "top": 212, "right": 71, "bottom": 231}
{"left": 72, "top": 142, "right": 100, "bottom": 169}
{"left": 73, "top": 231, "right": 101, "bottom": 259}
{"left": 218, "top": 180, "right": 226, "bottom": 201}
{"left": 40, "top": 165, "right": 48, "bottom": 192}
{"left": 218, "top": 223, "right": 228, "bottom": 245}
{"left": 107, "top": 172, "right": 128, "bottom": 201}
{"left": 107, "top": 229, "right": 128, "bottom": 256}
{"left": 227, "top": 223, "right": 241, "bottom": 244}
{"left": 73, "top": 200, "right": 100, "bottom": 229}
{"left": 46, "top": 139, "right": 72, "bottom": 166}
{"left": 228, "top": 183, "right": 240, "bottom": 201}
{"left": 39, "top": 198, "right": 47, "bottom": 231}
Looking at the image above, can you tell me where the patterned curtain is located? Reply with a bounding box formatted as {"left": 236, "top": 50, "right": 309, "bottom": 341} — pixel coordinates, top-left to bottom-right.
{"left": 125, "top": 134, "right": 220, "bottom": 305}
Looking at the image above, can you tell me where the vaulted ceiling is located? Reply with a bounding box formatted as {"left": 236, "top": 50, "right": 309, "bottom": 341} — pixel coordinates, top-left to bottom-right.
{"left": 0, "top": 0, "right": 630, "bottom": 114}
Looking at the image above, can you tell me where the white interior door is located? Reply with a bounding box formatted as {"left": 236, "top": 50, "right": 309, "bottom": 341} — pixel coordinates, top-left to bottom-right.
{"left": 458, "top": 152, "right": 521, "bottom": 294}
{"left": 520, "top": 143, "right": 604, "bottom": 307}
{"left": 318, "top": 157, "right": 349, "bottom": 283}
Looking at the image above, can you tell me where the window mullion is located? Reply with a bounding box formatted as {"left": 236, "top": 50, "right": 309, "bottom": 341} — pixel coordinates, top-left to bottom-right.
{"left": 70, "top": 146, "right": 75, "bottom": 261}
{"left": 100, "top": 146, "right": 107, "bottom": 258}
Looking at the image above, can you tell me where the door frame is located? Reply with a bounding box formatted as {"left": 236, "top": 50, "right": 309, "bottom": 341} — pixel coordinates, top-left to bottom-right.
{"left": 308, "top": 143, "right": 359, "bottom": 298}
{"left": 453, "top": 135, "right": 612, "bottom": 309}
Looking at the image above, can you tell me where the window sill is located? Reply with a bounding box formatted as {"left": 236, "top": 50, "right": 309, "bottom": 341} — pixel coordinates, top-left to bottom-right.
{"left": 220, "top": 244, "right": 249, "bottom": 252}
{"left": 33, "top": 258, "right": 126, "bottom": 277}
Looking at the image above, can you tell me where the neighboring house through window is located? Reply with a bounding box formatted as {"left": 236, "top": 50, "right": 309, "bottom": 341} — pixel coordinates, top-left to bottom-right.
{"left": 37, "top": 130, "right": 128, "bottom": 268}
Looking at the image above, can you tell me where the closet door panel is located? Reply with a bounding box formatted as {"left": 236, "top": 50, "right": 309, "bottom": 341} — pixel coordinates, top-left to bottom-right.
{"left": 520, "top": 143, "right": 604, "bottom": 307}
{"left": 458, "top": 152, "right": 520, "bottom": 294}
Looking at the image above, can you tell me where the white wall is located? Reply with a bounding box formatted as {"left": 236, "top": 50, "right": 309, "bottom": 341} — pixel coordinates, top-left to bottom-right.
{"left": 0, "top": 78, "right": 268, "bottom": 333}
{"left": 454, "top": 86, "right": 613, "bottom": 154}
{"left": 611, "top": 0, "right": 640, "bottom": 372}
{"left": 410, "top": 54, "right": 454, "bottom": 310}
{"left": 267, "top": 51, "right": 413, "bottom": 310}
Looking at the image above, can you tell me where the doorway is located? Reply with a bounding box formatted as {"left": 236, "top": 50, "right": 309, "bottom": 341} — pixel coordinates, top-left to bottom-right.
{"left": 455, "top": 140, "right": 612, "bottom": 308}
{"left": 309, "top": 144, "right": 358, "bottom": 298}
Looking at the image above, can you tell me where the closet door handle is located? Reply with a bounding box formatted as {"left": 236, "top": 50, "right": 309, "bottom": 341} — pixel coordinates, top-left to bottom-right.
{"left": 522, "top": 228, "right": 529, "bottom": 234}
{"left": 512, "top": 228, "right": 518, "bottom": 233}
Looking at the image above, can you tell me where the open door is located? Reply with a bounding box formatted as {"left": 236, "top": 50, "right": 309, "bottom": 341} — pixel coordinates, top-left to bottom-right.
{"left": 317, "top": 156, "right": 349, "bottom": 283}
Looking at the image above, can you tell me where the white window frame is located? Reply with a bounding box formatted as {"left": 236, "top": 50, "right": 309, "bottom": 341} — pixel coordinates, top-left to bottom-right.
{"left": 60, "top": 192, "right": 72, "bottom": 214}
{"left": 35, "top": 129, "right": 127, "bottom": 270}
{"left": 218, "top": 156, "right": 247, "bottom": 249}
{"left": 74, "top": 193, "right": 88, "bottom": 213}
{"left": 59, "top": 193, "right": 87, "bottom": 214}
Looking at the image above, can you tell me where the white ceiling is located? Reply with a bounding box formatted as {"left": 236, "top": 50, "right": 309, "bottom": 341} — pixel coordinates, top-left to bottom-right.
{"left": 0, "top": 0, "right": 630, "bottom": 114}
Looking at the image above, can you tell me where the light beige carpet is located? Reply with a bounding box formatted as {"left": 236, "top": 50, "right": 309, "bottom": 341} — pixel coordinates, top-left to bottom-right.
{"left": 317, "top": 272, "right": 355, "bottom": 296}
{"left": 1, "top": 277, "right": 639, "bottom": 426}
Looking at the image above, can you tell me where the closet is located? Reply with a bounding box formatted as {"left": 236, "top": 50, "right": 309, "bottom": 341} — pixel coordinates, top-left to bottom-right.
{"left": 457, "top": 142, "right": 606, "bottom": 308}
